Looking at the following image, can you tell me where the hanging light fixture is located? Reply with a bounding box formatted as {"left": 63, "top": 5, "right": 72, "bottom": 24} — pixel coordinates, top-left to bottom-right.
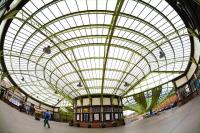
{"left": 43, "top": 45, "right": 51, "bottom": 54}
{"left": 176, "top": 1, "right": 181, "bottom": 8}
{"left": 176, "top": 0, "right": 183, "bottom": 9}
{"left": 124, "top": 82, "right": 129, "bottom": 87}
{"left": 77, "top": 82, "right": 82, "bottom": 87}
{"left": 159, "top": 51, "right": 165, "bottom": 59}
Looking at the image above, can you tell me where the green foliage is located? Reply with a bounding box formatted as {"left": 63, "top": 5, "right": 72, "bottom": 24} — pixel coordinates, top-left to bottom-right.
{"left": 133, "top": 92, "right": 147, "bottom": 110}
{"left": 146, "top": 87, "right": 162, "bottom": 111}
{"left": 133, "top": 105, "right": 146, "bottom": 114}
{"left": 124, "top": 86, "right": 162, "bottom": 114}
{"left": 124, "top": 104, "right": 146, "bottom": 114}
{"left": 112, "top": 121, "right": 118, "bottom": 127}
{"left": 59, "top": 107, "right": 74, "bottom": 121}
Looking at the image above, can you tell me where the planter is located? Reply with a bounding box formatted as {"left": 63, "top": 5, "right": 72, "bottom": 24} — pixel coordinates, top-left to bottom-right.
{"left": 88, "top": 123, "right": 91, "bottom": 128}
{"left": 69, "top": 120, "right": 73, "bottom": 126}
{"left": 112, "top": 121, "right": 118, "bottom": 127}
{"left": 34, "top": 112, "right": 42, "bottom": 121}
{"left": 101, "top": 123, "right": 106, "bottom": 128}
{"left": 74, "top": 123, "right": 80, "bottom": 127}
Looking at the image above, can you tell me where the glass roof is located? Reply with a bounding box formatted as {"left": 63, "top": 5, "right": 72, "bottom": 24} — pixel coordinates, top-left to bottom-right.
{"left": 2, "top": 0, "right": 191, "bottom": 106}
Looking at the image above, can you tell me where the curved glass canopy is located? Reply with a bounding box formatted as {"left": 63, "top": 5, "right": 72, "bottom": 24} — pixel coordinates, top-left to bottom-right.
{"left": 3, "top": 0, "right": 191, "bottom": 106}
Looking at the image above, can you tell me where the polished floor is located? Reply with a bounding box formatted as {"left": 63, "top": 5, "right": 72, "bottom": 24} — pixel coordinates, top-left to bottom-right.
{"left": 0, "top": 96, "right": 200, "bottom": 133}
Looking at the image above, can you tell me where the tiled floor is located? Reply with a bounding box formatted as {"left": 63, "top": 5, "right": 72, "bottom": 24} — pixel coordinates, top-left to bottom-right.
{"left": 0, "top": 96, "right": 200, "bottom": 133}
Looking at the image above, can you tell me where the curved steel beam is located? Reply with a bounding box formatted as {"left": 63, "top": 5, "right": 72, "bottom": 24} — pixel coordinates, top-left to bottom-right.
{"left": 13, "top": 10, "right": 91, "bottom": 96}
{"left": 2, "top": 51, "right": 79, "bottom": 97}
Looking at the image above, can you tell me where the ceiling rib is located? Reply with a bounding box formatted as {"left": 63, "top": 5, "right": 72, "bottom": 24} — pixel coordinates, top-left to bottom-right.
{"left": 101, "top": 0, "right": 125, "bottom": 96}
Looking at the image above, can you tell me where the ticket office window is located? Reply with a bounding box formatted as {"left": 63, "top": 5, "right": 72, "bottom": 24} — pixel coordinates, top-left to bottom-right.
{"left": 93, "top": 113, "right": 100, "bottom": 121}
{"left": 76, "top": 113, "right": 80, "bottom": 121}
{"left": 83, "top": 113, "right": 89, "bottom": 122}
{"left": 114, "top": 113, "right": 119, "bottom": 120}
{"left": 105, "top": 113, "right": 111, "bottom": 121}
{"left": 185, "top": 84, "right": 191, "bottom": 96}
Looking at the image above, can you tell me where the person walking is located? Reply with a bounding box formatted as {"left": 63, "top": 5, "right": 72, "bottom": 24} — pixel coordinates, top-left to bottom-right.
{"left": 44, "top": 110, "right": 51, "bottom": 128}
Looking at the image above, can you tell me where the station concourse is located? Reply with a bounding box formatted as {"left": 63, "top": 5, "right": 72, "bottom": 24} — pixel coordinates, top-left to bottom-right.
{"left": 0, "top": 0, "right": 200, "bottom": 132}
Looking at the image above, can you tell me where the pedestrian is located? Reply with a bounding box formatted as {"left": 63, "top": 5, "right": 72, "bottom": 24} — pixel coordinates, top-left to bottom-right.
{"left": 30, "top": 104, "right": 35, "bottom": 116}
{"left": 44, "top": 110, "right": 51, "bottom": 128}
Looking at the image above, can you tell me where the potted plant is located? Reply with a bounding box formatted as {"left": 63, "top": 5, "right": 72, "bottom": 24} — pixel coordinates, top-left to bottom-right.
{"left": 76, "top": 123, "right": 80, "bottom": 127}
{"left": 88, "top": 123, "right": 91, "bottom": 128}
{"left": 69, "top": 120, "right": 73, "bottom": 126}
{"left": 34, "top": 108, "right": 42, "bottom": 120}
{"left": 101, "top": 122, "right": 106, "bottom": 128}
{"left": 112, "top": 121, "right": 118, "bottom": 127}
